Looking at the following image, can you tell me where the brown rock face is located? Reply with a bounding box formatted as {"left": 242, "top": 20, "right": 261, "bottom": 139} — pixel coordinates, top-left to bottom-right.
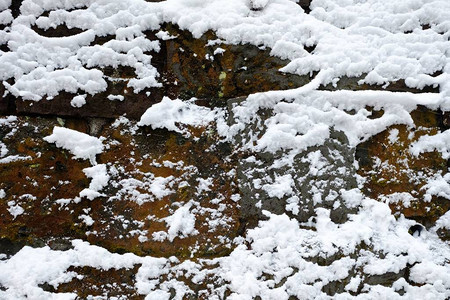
{"left": 0, "top": 116, "right": 239, "bottom": 258}
{"left": 52, "top": 266, "right": 142, "bottom": 299}
{"left": 1, "top": 16, "right": 311, "bottom": 118}
{"left": 298, "top": 0, "right": 313, "bottom": 13}
{"left": 1, "top": 2, "right": 449, "bottom": 298}
{"left": 163, "top": 26, "right": 311, "bottom": 105}
{"left": 356, "top": 106, "right": 449, "bottom": 228}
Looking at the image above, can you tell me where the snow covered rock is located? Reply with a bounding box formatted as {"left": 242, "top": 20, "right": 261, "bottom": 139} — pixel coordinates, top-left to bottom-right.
{"left": 44, "top": 126, "right": 104, "bottom": 165}
{"left": 0, "top": 0, "right": 449, "bottom": 299}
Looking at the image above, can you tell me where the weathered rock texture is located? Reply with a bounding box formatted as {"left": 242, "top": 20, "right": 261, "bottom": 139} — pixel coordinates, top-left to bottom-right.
{"left": 0, "top": 1, "right": 449, "bottom": 299}
{"left": 356, "top": 106, "right": 450, "bottom": 229}
{"left": 1, "top": 21, "right": 311, "bottom": 118}
{"left": 0, "top": 116, "right": 240, "bottom": 258}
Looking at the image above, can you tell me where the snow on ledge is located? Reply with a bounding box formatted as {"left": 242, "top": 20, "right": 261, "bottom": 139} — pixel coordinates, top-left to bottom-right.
{"left": 2, "top": 0, "right": 449, "bottom": 104}
{"left": 138, "top": 97, "right": 217, "bottom": 135}
{"left": 410, "top": 129, "right": 450, "bottom": 159}
{"left": 44, "top": 126, "right": 104, "bottom": 165}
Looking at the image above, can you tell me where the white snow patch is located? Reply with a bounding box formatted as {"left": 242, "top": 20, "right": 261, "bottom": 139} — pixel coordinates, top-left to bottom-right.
{"left": 435, "top": 211, "right": 450, "bottom": 231}
{"left": 421, "top": 173, "right": 450, "bottom": 201}
{"left": 70, "top": 94, "right": 87, "bottom": 108}
{"left": 44, "top": 127, "right": 104, "bottom": 165}
{"left": 7, "top": 201, "right": 24, "bottom": 219}
{"left": 410, "top": 129, "right": 450, "bottom": 159}
{"left": 107, "top": 94, "right": 125, "bottom": 101}
{"left": 262, "top": 174, "right": 294, "bottom": 199}
{"left": 79, "top": 164, "right": 110, "bottom": 200}
{"left": 156, "top": 30, "right": 177, "bottom": 40}
{"left": 197, "top": 177, "right": 213, "bottom": 194}
{"left": 79, "top": 214, "right": 94, "bottom": 226}
{"left": 156, "top": 202, "right": 198, "bottom": 242}
{"left": 388, "top": 128, "right": 399, "bottom": 144}
{"left": 149, "top": 176, "right": 174, "bottom": 200}
{"left": 380, "top": 192, "right": 416, "bottom": 208}
{"left": 138, "top": 97, "right": 217, "bottom": 135}
{"left": 0, "top": 155, "right": 32, "bottom": 164}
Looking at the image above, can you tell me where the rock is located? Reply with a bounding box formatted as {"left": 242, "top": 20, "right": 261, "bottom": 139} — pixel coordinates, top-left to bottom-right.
{"left": 164, "top": 26, "right": 311, "bottom": 106}
{"left": 0, "top": 238, "right": 25, "bottom": 257}
{"left": 0, "top": 116, "right": 240, "bottom": 258}
{"left": 292, "top": 130, "right": 359, "bottom": 223}
{"left": 320, "top": 75, "right": 440, "bottom": 94}
{"left": 0, "top": 2, "right": 449, "bottom": 297}
{"left": 51, "top": 266, "right": 141, "bottom": 299}
{"left": 298, "top": 0, "right": 312, "bottom": 13}
{"left": 231, "top": 95, "right": 358, "bottom": 227}
{"left": 356, "top": 106, "right": 449, "bottom": 228}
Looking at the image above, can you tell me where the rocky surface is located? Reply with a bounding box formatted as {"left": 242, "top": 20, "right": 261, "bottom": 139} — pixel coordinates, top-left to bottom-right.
{"left": 357, "top": 107, "right": 448, "bottom": 222}
{"left": 0, "top": 21, "right": 311, "bottom": 118}
{"left": 0, "top": 116, "right": 240, "bottom": 258}
{"left": 1, "top": 0, "right": 449, "bottom": 299}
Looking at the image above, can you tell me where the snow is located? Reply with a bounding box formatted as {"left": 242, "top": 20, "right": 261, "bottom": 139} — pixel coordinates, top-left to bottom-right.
{"left": 79, "top": 164, "right": 110, "bottom": 200}
{"left": 149, "top": 176, "right": 174, "bottom": 200}
{"left": 410, "top": 129, "right": 450, "bottom": 159}
{"left": 388, "top": 128, "right": 399, "bottom": 144}
{"left": 0, "top": 116, "right": 17, "bottom": 126}
{"left": 107, "top": 94, "right": 125, "bottom": 101}
{"left": 380, "top": 192, "right": 416, "bottom": 208}
{"left": 251, "top": 0, "right": 270, "bottom": 10}
{"left": 436, "top": 211, "right": 450, "bottom": 231}
{"left": 155, "top": 202, "right": 198, "bottom": 242}
{"left": 7, "top": 201, "right": 24, "bottom": 219}
{"left": 0, "top": 155, "right": 32, "bottom": 164}
{"left": 138, "top": 97, "right": 217, "bottom": 135}
{"left": 262, "top": 174, "right": 294, "bottom": 199}
{"left": 1, "top": 0, "right": 450, "bottom": 299}
{"left": 216, "top": 207, "right": 450, "bottom": 299}
{"left": 420, "top": 173, "right": 450, "bottom": 202}
{"left": 70, "top": 94, "right": 86, "bottom": 108}
{"left": 79, "top": 214, "right": 94, "bottom": 226}
{"left": 196, "top": 177, "right": 212, "bottom": 194}
{"left": 44, "top": 126, "right": 104, "bottom": 165}
{"left": 155, "top": 30, "right": 177, "bottom": 40}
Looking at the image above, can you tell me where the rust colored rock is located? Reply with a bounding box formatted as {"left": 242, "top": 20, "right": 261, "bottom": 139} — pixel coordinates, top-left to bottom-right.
{"left": 164, "top": 26, "right": 311, "bottom": 106}
{"left": 53, "top": 266, "right": 142, "bottom": 299}
{"left": 0, "top": 116, "right": 240, "bottom": 258}
{"left": 356, "top": 106, "right": 448, "bottom": 226}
